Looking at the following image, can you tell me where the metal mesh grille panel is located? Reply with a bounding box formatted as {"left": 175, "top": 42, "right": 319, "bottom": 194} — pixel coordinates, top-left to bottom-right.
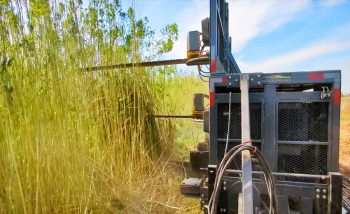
{"left": 217, "top": 141, "right": 261, "bottom": 170}
{"left": 217, "top": 103, "right": 261, "bottom": 140}
{"left": 277, "top": 144, "right": 328, "bottom": 176}
{"left": 343, "top": 178, "right": 350, "bottom": 210}
{"left": 278, "top": 102, "right": 329, "bottom": 142}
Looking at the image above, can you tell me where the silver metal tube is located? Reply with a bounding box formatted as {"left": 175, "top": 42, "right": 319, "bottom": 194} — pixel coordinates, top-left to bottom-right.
{"left": 226, "top": 169, "right": 330, "bottom": 180}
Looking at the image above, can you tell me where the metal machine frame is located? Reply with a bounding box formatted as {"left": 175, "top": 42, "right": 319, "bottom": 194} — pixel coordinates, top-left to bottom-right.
{"left": 205, "top": 71, "right": 342, "bottom": 213}
{"left": 202, "top": 0, "right": 344, "bottom": 213}
{"left": 209, "top": 0, "right": 240, "bottom": 74}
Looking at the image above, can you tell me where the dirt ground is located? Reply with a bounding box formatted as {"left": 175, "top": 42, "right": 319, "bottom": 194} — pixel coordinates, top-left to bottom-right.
{"left": 340, "top": 96, "right": 350, "bottom": 175}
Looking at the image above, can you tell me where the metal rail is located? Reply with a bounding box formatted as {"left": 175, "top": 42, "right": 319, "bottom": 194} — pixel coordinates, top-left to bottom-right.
{"left": 226, "top": 169, "right": 330, "bottom": 180}
{"left": 83, "top": 56, "right": 211, "bottom": 72}
{"left": 83, "top": 58, "right": 187, "bottom": 72}
{"left": 152, "top": 115, "right": 194, "bottom": 119}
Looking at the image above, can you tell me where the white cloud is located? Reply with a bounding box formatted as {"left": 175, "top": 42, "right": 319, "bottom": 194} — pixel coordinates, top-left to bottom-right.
{"left": 229, "top": 1, "right": 309, "bottom": 52}
{"left": 239, "top": 21, "right": 350, "bottom": 78}
{"left": 320, "top": 0, "right": 346, "bottom": 7}
{"left": 236, "top": 26, "right": 350, "bottom": 92}
{"left": 243, "top": 40, "right": 350, "bottom": 73}
{"left": 164, "top": 0, "right": 209, "bottom": 60}
{"left": 166, "top": 0, "right": 309, "bottom": 59}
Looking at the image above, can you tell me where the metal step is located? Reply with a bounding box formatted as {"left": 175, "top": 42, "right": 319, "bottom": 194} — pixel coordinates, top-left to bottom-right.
{"left": 180, "top": 178, "right": 202, "bottom": 196}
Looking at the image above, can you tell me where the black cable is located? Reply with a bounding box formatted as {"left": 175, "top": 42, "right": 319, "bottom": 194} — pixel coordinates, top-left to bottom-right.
{"left": 199, "top": 64, "right": 210, "bottom": 74}
{"left": 212, "top": 147, "right": 276, "bottom": 214}
{"left": 209, "top": 146, "right": 250, "bottom": 213}
{"left": 199, "top": 71, "right": 210, "bottom": 77}
{"left": 208, "top": 144, "right": 277, "bottom": 214}
{"left": 198, "top": 67, "right": 210, "bottom": 76}
{"left": 208, "top": 144, "right": 245, "bottom": 213}
{"left": 197, "top": 65, "right": 210, "bottom": 82}
{"left": 199, "top": 74, "right": 209, "bottom": 82}
{"left": 199, "top": 68, "right": 210, "bottom": 74}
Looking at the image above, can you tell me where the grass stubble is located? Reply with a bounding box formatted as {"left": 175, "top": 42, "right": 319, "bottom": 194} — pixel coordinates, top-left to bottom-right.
{"left": 340, "top": 96, "right": 350, "bottom": 175}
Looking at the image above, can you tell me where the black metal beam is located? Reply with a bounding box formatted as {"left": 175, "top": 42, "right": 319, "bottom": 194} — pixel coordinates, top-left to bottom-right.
{"left": 152, "top": 115, "right": 194, "bottom": 119}
{"left": 83, "top": 58, "right": 187, "bottom": 72}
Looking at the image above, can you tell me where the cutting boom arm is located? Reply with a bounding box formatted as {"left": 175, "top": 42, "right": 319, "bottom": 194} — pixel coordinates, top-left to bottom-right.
{"left": 83, "top": 58, "right": 187, "bottom": 72}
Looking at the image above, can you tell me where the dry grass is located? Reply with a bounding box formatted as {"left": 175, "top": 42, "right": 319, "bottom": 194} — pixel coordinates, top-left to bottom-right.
{"left": 148, "top": 75, "right": 206, "bottom": 214}
{"left": 340, "top": 96, "right": 350, "bottom": 175}
{"left": 0, "top": 62, "right": 175, "bottom": 213}
{"left": 0, "top": 1, "right": 187, "bottom": 212}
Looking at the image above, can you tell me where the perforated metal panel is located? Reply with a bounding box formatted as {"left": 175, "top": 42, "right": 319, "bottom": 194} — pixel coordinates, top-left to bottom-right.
{"left": 278, "top": 102, "right": 329, "bottom": 142}
{"left": 277, "top": 102, "right": 329, "bottom": 182}
{"left": 277, "top": 144, "right": 328, "bottom": 182}
{"left": 217, "top": 103, "right": 261, "bottom": 140}
{"left": 216, "top": 103, "right": 262, "bottom": 170}
{"left": 277, "top": 144, "right": 328, "bottom": 174}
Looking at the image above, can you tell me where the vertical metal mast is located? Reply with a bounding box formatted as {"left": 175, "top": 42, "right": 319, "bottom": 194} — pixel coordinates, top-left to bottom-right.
{"left": 240, "top": 74, "right": 254, "bottom": 214}
{"left": 209, "top": 0, "right": 240, "bottom": 74}
{"left": 209, "top": 0, "right": 218, "bottom": 74}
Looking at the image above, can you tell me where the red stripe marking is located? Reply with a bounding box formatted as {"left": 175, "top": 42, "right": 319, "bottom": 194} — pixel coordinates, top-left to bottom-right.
{"left": 210, "top": 91, "right": 215, "bottom": 108}
{"left": 332, "top": 88, "right": 341, "bottom": 106}
{"left": 308, "top": 73, "right": 324, "bottom": 80}
{"left": 210, "top": 59, "right": 216, "bottom": 73}
{"left": 222, "top": 76, "right": 228, "bottom": 84}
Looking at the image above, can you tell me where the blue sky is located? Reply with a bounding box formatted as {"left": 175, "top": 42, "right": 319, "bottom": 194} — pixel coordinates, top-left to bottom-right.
{"left": 121, "top": 0, "right": 350, "bottom": 93}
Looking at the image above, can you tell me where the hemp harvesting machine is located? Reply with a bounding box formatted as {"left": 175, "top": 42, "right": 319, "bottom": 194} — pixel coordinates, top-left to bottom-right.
{"left": 84, "top": 0, "right": 350, "bottom": 213}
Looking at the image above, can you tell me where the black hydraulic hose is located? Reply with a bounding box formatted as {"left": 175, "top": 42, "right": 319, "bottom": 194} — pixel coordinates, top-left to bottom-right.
{"left": 208, "top": 144, "right": 277, "bottom": 214}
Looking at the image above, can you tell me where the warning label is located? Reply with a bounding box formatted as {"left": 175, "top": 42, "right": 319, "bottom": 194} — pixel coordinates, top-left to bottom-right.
{"left": 265, "top": 74, "right": 292, "bottom": 83}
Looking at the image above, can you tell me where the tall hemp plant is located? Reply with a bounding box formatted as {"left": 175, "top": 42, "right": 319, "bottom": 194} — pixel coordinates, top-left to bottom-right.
{"left": 0, "top": 0, "right": 179, "bottom": 213}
